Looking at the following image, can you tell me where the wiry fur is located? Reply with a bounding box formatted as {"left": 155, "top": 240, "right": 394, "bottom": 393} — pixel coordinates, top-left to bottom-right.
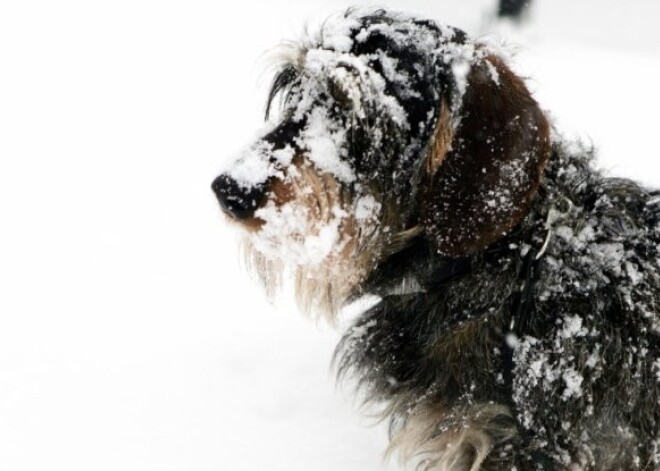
{"left": 335, "top": 142, "right": 660, "bottom": 469}
{"left": 212, "top": 9, "right": 660, "bottom": 470}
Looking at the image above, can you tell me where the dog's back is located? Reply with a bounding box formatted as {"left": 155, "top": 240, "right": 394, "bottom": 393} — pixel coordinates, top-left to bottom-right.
{"left": 338, "top": 143, "right": 660, "bottom": 469}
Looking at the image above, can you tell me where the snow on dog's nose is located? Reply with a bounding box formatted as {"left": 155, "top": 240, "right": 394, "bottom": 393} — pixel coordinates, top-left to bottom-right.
{"left": 211, "top": 174, "right": 266, "bottom": 220}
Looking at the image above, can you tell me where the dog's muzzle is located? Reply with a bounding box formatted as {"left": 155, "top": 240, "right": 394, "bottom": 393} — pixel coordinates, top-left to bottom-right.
{"left": 211, "top": 174, "right": 266, "bottom": 220}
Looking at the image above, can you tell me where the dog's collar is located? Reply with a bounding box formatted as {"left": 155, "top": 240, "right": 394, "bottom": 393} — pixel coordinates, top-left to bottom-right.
{"left": 431, "top": 257, "right": 472, "bottom": 285}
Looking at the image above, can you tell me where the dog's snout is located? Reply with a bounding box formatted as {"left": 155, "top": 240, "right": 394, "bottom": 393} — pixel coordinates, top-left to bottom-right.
{"left": 211, "top": 174, "right": 266, "bottom": 220}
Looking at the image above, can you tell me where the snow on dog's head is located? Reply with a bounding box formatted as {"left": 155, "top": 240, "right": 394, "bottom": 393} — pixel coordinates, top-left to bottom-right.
{"left": 212, "top": 8, "right": 550, "bottom": 317}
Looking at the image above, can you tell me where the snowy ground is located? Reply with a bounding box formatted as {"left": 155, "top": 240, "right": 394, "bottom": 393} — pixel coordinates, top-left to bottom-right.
{"left": 1, "top": 1, "right": 659, "bottom": 470}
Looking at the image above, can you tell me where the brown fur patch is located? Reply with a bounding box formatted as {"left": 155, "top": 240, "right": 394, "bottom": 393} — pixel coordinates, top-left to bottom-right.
{"left": 427, "top": 314, "right": 500, "bottom": 377}
{"left": 425, "top": 101, "right": 454, "bottom": 177}
{"left": 240, "top": 156, "right": 386, "bottom": 320}
{"left": 388, "top": 402, "right": 517, "bottom": 471}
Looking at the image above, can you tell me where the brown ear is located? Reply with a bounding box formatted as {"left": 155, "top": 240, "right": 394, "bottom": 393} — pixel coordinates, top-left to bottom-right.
{"left": 421, "top": 54, "right": 551, "bottom": 257}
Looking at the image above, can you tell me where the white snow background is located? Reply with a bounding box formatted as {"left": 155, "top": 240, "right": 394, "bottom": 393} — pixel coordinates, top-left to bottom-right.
{"left": 1, "top": 1, "right": 660, "bottom": 470}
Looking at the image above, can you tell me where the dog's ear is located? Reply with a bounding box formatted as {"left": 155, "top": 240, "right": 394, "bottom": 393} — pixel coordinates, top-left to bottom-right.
{"left": 421, "top": 54, "right": 551, "bottom": 257}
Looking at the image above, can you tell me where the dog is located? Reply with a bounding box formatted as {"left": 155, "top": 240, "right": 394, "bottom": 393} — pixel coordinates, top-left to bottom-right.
{"left": 212, "top": 9, "right": 660, "bottom": 470}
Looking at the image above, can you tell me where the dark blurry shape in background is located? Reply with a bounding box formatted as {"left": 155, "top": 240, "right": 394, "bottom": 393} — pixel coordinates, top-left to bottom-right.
{"left": 498, "top": 0, "right": 532, "bottom": 18}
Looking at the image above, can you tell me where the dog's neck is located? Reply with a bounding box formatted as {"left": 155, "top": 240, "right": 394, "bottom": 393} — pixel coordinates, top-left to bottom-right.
{"left": 351, "top": 145, "right": 585, "bottom": 316}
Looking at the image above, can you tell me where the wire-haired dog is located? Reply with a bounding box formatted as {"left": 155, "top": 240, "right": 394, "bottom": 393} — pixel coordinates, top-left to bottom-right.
{"left": 212, "top": 9, "right": 660, "bottom": 470}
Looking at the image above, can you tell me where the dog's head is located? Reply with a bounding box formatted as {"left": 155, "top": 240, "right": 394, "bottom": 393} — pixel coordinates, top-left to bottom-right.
{"left": 212, "top": 9, "right": 550, "bottom": 316}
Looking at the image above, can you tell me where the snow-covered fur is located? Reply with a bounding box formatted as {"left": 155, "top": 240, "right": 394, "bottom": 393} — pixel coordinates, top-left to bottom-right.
{"left": 212, "top": 9, "right": 660, "bottom": 470}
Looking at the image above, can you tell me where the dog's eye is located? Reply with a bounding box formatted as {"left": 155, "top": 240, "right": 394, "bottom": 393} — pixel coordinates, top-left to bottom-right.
{"left": 329, "top": 80, "right": 352, "bottom": 110}
{"left": 328, "top": 65, "right": 362, "bottom": 111}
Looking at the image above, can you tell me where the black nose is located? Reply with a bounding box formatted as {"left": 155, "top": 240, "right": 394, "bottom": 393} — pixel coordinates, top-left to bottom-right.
{"left": 211, "top": 174, "right": 266, "bottom": 220}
